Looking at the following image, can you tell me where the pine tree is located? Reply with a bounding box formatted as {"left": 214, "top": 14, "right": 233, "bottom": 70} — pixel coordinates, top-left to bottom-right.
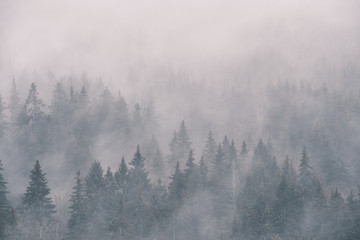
{"left": 67, "top": 171, "right": 87, "bottom": 240}
{"left": 298, "top": 147, "right": 317, "bottom": 204}
{"left": 0, "top": 95, "right": 7, "bottom": 140}
{"left": 22, "top": 160, "right": 56, "bottom": 220}
{"left": 115, "top": 157, "right": 128, "bottom": 191}
{"left": 178, "top": 120, "right": 191, "bottom": 156}
{"left": 149, "top": 179, "right": 169, "bottom": 240}
{"left": 168, "top": 161, "right": 185, "bottom": 210}
{"left": 0, "top": 160, "right": 12, "bottom": 239}
{"left": 18, "top": 83, "right": 45, "bottom": 125}
{"left": 198, "top": 156, "right": 208, "bottom": 189}
{"left": 169, "top": 130, "right": 179, "bottom": 164}
{"left": 84, "top": 161, "right": 105, "bottom": 240}
{"left": 273, "top": 156, "right": 302, "bottom": 238}
{"left": 319, "top": 141, "right": 348, "bottom": 183}
{"left": 128, "top": 145, "right": 151, "bottom": 195}
{"left": 9, "top": 79, "right": 20, "bottom": 125}
{"left": 127, "top": 145, "right": 152, "bottom": 238}
{"left": 168, "top": 120, "right": 191, "bottom": 165}
{"left": 16, "top": 83, "right": 49, "bottom": 161}
{"left": 184, "top": 150, "right": 196, "bottom": 196}
{"left": 50, "top": 81, "right": 69, "bottom": 122}
{"left": 240, "top": 141, "right": 249, "bottom": 157}
{"left": 203, "top": 131, "right": 216, "bottom": 163}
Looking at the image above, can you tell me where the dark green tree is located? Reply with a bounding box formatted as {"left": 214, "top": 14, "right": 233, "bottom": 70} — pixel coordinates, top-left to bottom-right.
{"left": 22, "top": 160, "right": 56, "bottom": 220}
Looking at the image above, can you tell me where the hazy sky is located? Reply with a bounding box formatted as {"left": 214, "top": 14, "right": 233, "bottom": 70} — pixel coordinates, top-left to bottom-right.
{"left": 0, "top": 0, "right": 359, "bottom": 91}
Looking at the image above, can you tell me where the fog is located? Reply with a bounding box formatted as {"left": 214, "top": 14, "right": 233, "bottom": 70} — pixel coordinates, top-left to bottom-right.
{"left": 0, "top": 0, "right": 360, "bottom": 239}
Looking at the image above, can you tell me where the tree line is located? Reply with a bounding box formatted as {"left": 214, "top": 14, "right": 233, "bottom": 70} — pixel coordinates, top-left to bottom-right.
{"left": 0, "top": 79, "right": 360, "bottom": 239}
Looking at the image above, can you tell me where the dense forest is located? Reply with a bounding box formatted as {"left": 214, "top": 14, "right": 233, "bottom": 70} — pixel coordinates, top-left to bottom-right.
{"left": 0, "top": 75, "right": 360, "bottom": 239}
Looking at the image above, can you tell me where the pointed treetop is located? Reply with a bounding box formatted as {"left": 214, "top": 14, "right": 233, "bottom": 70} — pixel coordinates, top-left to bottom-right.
{"left": 22, "top": 160, "right": 56, "bottom": 216}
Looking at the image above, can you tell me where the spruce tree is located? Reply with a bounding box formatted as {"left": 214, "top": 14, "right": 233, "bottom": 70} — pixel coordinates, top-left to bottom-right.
{"left": 203, "top": 131, "right": 216, "bottom": 163}
{"left": 84, "top": 161, "right": 105, "bottom": 240}
{"left": 9, "top": 79, "right": 20, "bottom": 125}
{"left": 22, "top": 160, "right": 56, "bottom": 220}
{"left": 0, "top": 160, "right": 12, "bottom": 239}
{"left": 128, "top": 145, "right": 151, "bottom": 195}
{"left": 184, "top": 150, "right": 196, "bottom": 196}
{"left": 298, "top": 147, "right": 317, "bottom": 203}
{"left": 67, "top": 171, "right": 87, "bottom": 240}
{"left": 115, "top": 157, "right": 128, "bottom": 191}
{"left": 0, "top": 95, "right": 7, "bottom": 140}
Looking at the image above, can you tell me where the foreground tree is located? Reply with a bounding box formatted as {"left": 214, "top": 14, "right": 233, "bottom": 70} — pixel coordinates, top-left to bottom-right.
{"left": 0, "top": 160, "right": 13, "bottom": 239}
{"left": 22, "top": 160, "right": 56, "bottom": 220}
{"left": 67, "top": 171, "right": 87, "bottom": 240}
{"left": 21, "top": 160, "right": 57, "bottom": 239}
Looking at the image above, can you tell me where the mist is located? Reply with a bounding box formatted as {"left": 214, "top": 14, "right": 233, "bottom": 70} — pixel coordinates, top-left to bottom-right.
{"left": 0, "top": 0, "right": 360, "bottom": 239}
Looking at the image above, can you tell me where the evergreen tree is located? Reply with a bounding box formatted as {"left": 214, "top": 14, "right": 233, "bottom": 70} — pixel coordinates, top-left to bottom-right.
{"left": 22, "top": 160, "right": 56, "bottom": 220}
{"left": 168, "top": 161, "right": 185, "bottom": 210}
{"left": 240, "top": 141, "right": 249, "bottom": 157}
{"left": 0, "top": 160, "right": 12, "bottom": 239}
{"left": 9, "top": 79, "right": 20, "bottom": 125}
{"left": 112, "top": 92, "right": 130, "bottom": 140}
{"left": 325, "top": 188, "right": 347, "bottom": 240}
{"left": 149, "top": 179, "right": 169, "bottom": 240}
{"left": 50, "top": 81, "right": 69, "bottom": 123}
{"left": 115, "top": 157, "right": 128, "bottom": 191}
{"left": 203, "top": 131, "right": 217, "bottom": 163}
{"left": 49, "top": 81, "right": 70, "bottom": 151}
{"left": 84, "top": 161, "right": 105, "bottom": 240}
{"left": 273, "top": 156, "right": 302, "bottom": 238}
{"left": 168, "top": 130, "right": 179, "bottom": 164}
{"left": 16, "top": 83, "right": 49, "bottom": 162}
{"left": 198, "top": 155, "right": 208, "bottom": 189}
{"left": 178, "top": 120, "right": 191, "bottom": 156}
{"left": 128, "top": 145, "right": 151, "bottom": 196}
{"left": 67, "top": 171, "right": 87, "bottom": 240}
{"left": 18, "top": 83, "right": 45, "bottom": 125}
{"left": 319, "top": 141, "right": 348, "bottom": 183}
{"left": 168, "top": 121, "right": 191, "bottom": 166}
{"left": 184, "top": 150, "right": 197, "bottom": 196}
{"left": 0, "top": 95, "right": 7, "bottom": 140}
{"left": 127, "top": 145, "right": 152, "bottom": 238}
{"left": 298, "top": 147, "right": 318, "bottom": 204}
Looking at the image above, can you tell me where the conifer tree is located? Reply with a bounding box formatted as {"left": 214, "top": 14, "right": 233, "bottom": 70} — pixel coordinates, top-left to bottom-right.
{"left": 198, "top": 156, "right": 208, "bottom": 189}
{"left": 22, "top": 160, "right": 56, "bottom": 220}
{"left": 115, "top": 157, "right": 128, "bottom": 191}
{"left": 128, "top": 145, "right": 151, "bottom": 195}
{"left": 9, "top": 79, "right": 20, "bottom": 125}
{"left": 84, "top": 161, "right": 105, "bottom": 240}
{"left": 168, "top": 161, "right": 185, "bottom": 210}
{"left": 67, "top": 171, "right": 87, "bottom": 240}
{"left": 0, "top": 160, "right": 12, "bottom": 239}
{"left": 184, "top": 150, "right": 197, "bottom": 196}
{"left": 0, "top": 95, "right": 7, "bottom": 140}
{"left": 203, "top": 131, "right": 216, "bottom": 163}
{"left": 298, "top": 147, "right": 317, "bottom": 203}
{"left": 240, "top": 141, "right": 249, "bottom": 157}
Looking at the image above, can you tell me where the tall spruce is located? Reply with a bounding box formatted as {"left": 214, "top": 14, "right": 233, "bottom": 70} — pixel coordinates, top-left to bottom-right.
{"left": 22, "top": 160, "right": 56, "bottom": 220}
{"left": 0, "top": 160, "right": 12, "bottom": 239}
{"left": 67, "top": 171, "right": 87, "bottom": 240}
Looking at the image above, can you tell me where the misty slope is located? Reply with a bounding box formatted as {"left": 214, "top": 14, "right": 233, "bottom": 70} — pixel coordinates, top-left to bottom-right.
{"left": 0, "top": 77, "right": 359, "bottom": 239}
